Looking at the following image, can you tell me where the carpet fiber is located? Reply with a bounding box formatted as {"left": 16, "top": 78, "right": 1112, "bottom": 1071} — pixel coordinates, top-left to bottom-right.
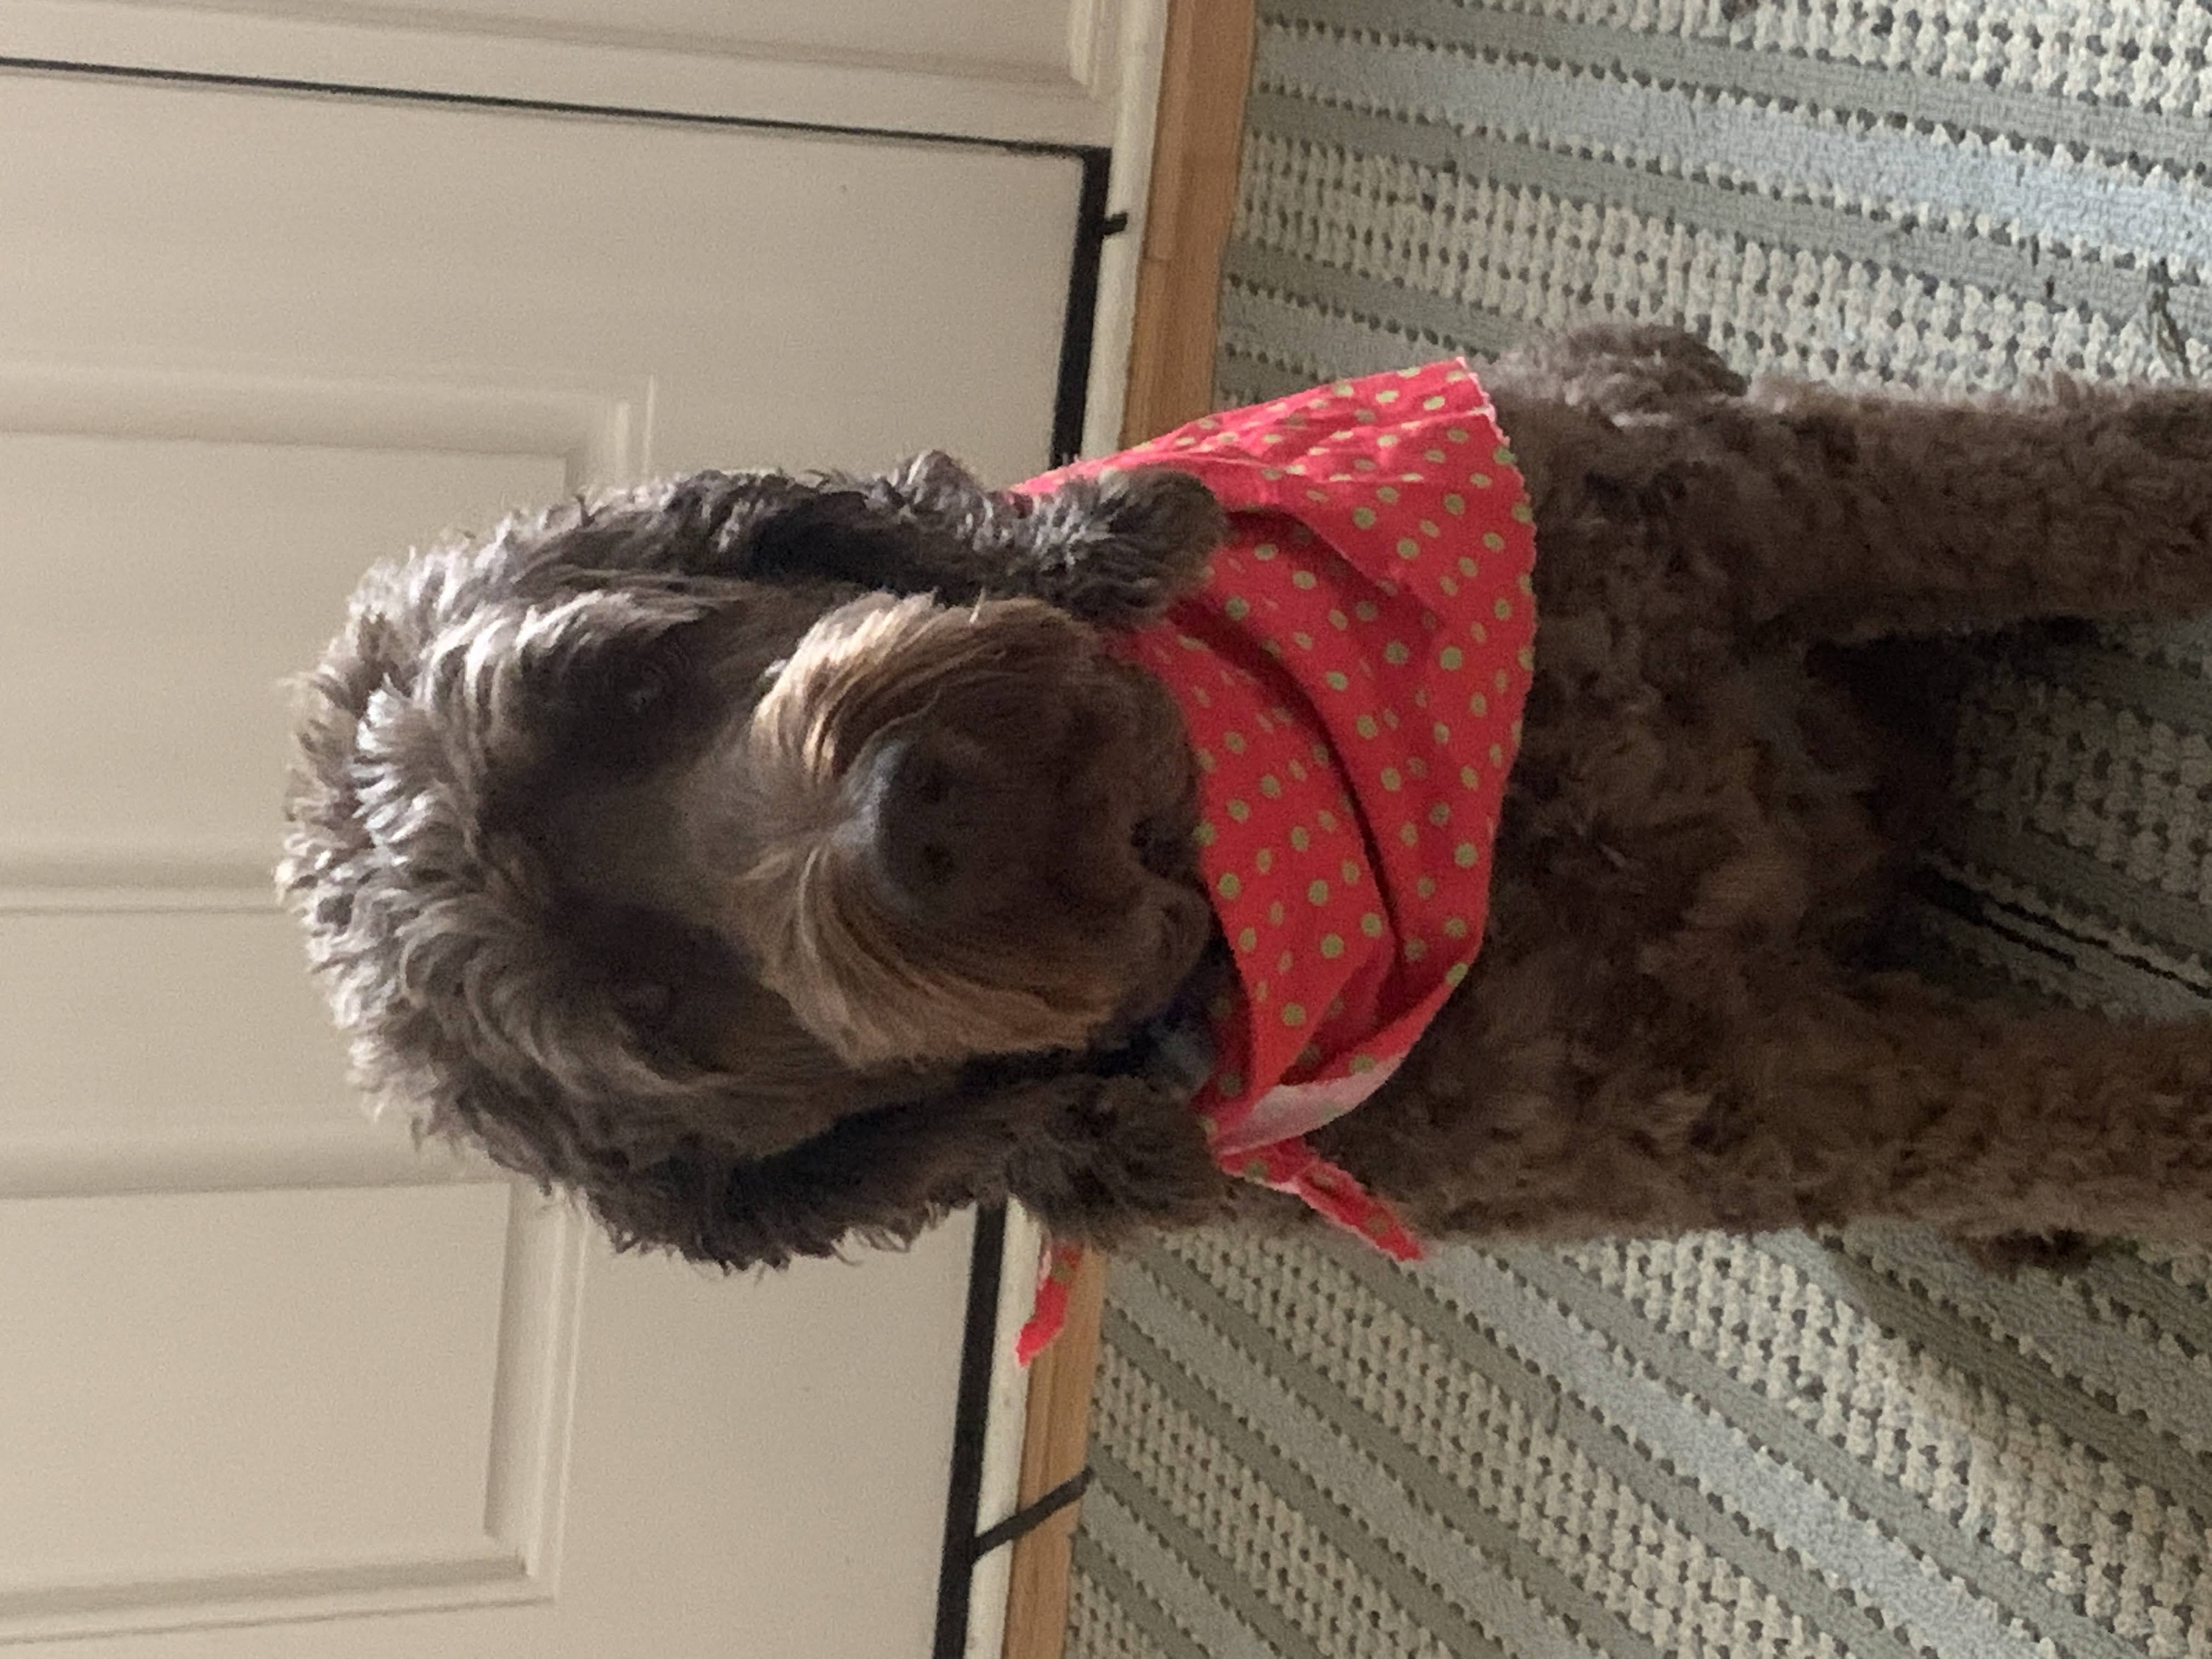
{"left": 1066, "top": 4, "right": 2212, "bottom": 1655}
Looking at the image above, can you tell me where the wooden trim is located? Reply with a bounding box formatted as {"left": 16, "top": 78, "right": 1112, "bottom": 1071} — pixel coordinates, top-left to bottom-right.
{"left": 999, "top": 5, "right": 1255, "bottom": 1657}
{"left": 997, "top": 1248, "right": 1109, "bottom": 1659}
{"left": 1117, "top": 0, "right": 1259, "bottom": 447}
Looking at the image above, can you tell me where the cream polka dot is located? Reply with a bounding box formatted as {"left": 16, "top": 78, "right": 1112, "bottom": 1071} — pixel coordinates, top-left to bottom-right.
{"left": 1376, "top": 486, "right": 1400, "bottom": 504}
{"left": 1415, "top": 875, "right": 1437, "bottom": 899}
{"left": 1455, "top": 842, "right": 1479, "bottom": 868}
{"left": 1395, "top": 537, "right": 1420, "bottom": 561}
{"left": 1383, "top": 641, "right": 1411, "bottom": 665}
{"left": 1339, "top": 859, "right": 1360, "bottom": 884}
{"left": 1307, "top": 879, "right": 1330, "bottom": 905}
{"left": 1227, "top": 798, "right": 1251, "bottom": 822}
{"left": 1292, "top": 571, "right": 1318, "bottom": 590}
{"left": 1253, "top": 541, "right": 1278, "bottom": 560}
{"left": 1328, "top": 608, "right": 1349, "bottom": 630}
{"left": 1260, "top": 774, "right": 1283, "bottom": 799}
{"left": 1194, "top": 821, "right": 1217, "bottom": 847}
{"left": 1359, "top": 912, "right": 1384, "bottom": 938}
{"left": 1217, "top": 872, "right": 1241, "bottom": 899}
{"left": 1432, "top": 721, "right": 1451, "bottom": 745}
{"left": 1380, "top": 766, "right": 1403, "bottom": 792}
{"left": 1355, "top": 601, "right": 1380, "bottom": 622}
{"left": 1404, "top": 938, "right": 1428, "bottom": 962}
{"left": 1237, "top": 926, "right": 1257, "bottom": 951}
{"left": 1321, "top": 933, "right": 1345, "bottom": 959}
{"left": 1398, "top": 823, "right": 1419, "bottom": 846}
{"left": 1268, "top": 900, "right": 1286, "bottom": 926}
{"left": 1429, "top": 803, "right": 1452, "bottom": 827}
{"left": 1440, "top": 647, "right": 1463, "bottom": 671}
{"left": 1255, "top": 847, "right": 1274, "bottom": 873}
{"left": 1282, "top": 1003, "right": 1307, "bottom": 1027}
{"left": 1324, "top": 670, "right": 1350, "bottom": 691}
{"left": 1277, "top": 950, "right": 1294, "bottom": 973}
{"left": 1443, "top": 916, "right": 1469, "bottom": 939}
{"left": 1317, "top": 809, "right": 1339, "bottom": 832}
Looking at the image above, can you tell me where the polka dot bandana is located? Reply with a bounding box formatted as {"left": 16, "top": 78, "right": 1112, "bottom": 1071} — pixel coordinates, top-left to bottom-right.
{"left": 1012, "top": 362, "right": 1537, "bottom": 1363}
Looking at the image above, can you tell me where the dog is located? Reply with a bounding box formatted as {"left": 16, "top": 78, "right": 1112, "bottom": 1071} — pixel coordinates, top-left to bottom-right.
{"left": 281, "top": 324, "right": 2212, "bottom": 1294}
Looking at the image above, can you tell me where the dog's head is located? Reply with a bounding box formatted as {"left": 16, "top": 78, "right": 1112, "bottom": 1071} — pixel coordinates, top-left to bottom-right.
{"left": 282, "top": 463, "right": 1227, "bottom": 1268}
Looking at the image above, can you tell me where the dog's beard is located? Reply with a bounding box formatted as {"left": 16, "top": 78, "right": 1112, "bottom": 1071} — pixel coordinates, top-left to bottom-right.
{"left": 731, "top": 594, "right": 1212, "bottom": 1069}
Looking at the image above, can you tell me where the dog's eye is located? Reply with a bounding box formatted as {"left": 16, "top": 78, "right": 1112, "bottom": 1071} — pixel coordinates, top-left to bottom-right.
{"left": 604, "top": 645, "right": 688, "bottom": 723}
{"left": 613, "top": 980, "right": 675, "bottom": 1024}
{"left": 617, "top": 663, "right": 674, "bottom": 719}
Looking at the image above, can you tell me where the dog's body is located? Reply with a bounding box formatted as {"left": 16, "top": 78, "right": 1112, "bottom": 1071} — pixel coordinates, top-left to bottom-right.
{"left": 283, "top": 325, "right": 2212, "bottom": 1275}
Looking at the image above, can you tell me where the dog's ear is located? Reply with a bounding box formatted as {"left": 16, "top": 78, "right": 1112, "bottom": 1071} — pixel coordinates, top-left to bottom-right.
{"left": 575, "top": 1060, "right": 1230, "bottom": 1271}
{"left": 722, "top": 486, "right": 932, "bottom": 591}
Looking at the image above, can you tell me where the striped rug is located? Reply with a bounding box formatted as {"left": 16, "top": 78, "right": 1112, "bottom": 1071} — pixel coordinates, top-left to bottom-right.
{"left": 1066, "top": 4, "right": 2212, "bottom": 1656}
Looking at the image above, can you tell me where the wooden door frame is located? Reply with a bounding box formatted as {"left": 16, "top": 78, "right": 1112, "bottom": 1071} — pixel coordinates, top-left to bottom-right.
{"left": 1000, "top": 5, "right": 1256, "bottom": 1655}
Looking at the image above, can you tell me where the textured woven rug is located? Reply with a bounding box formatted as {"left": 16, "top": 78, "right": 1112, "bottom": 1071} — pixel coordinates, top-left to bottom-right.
{"left": 1066, "top": 4, "right": 2212, "bottom": 1656}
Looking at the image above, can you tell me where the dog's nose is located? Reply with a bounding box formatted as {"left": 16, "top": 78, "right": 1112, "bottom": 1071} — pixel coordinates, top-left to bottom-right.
{"left": 857, "top": 730, "right": 1003, "bottom": 910}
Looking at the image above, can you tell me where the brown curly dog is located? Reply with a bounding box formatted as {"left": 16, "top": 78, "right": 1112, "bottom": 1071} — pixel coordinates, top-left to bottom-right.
{"left": 281, "top": 324, "right": 2212, "bottom": 1276}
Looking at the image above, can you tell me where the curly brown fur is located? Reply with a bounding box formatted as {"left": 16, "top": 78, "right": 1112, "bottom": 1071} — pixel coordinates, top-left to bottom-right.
{"left": 283, "top": 325, "right": 2212, "bottom": 1273}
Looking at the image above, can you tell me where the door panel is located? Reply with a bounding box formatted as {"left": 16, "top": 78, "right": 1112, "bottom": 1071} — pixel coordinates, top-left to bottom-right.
{"left": 0, "top": 0, "right": 1132, "bottom": 148}
{"left": 0, "top": 69, "right": 1079, "bottom": 1657}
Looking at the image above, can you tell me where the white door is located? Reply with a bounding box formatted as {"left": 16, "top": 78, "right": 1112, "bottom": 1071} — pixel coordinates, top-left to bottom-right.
{"left": 0, "top": 68, "right": 1082, "bottom": 1657}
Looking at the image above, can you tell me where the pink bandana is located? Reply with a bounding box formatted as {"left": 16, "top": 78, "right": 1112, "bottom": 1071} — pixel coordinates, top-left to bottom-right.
{"left": 1011, "top": 361, "right": 1537, "bottom": 1361}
